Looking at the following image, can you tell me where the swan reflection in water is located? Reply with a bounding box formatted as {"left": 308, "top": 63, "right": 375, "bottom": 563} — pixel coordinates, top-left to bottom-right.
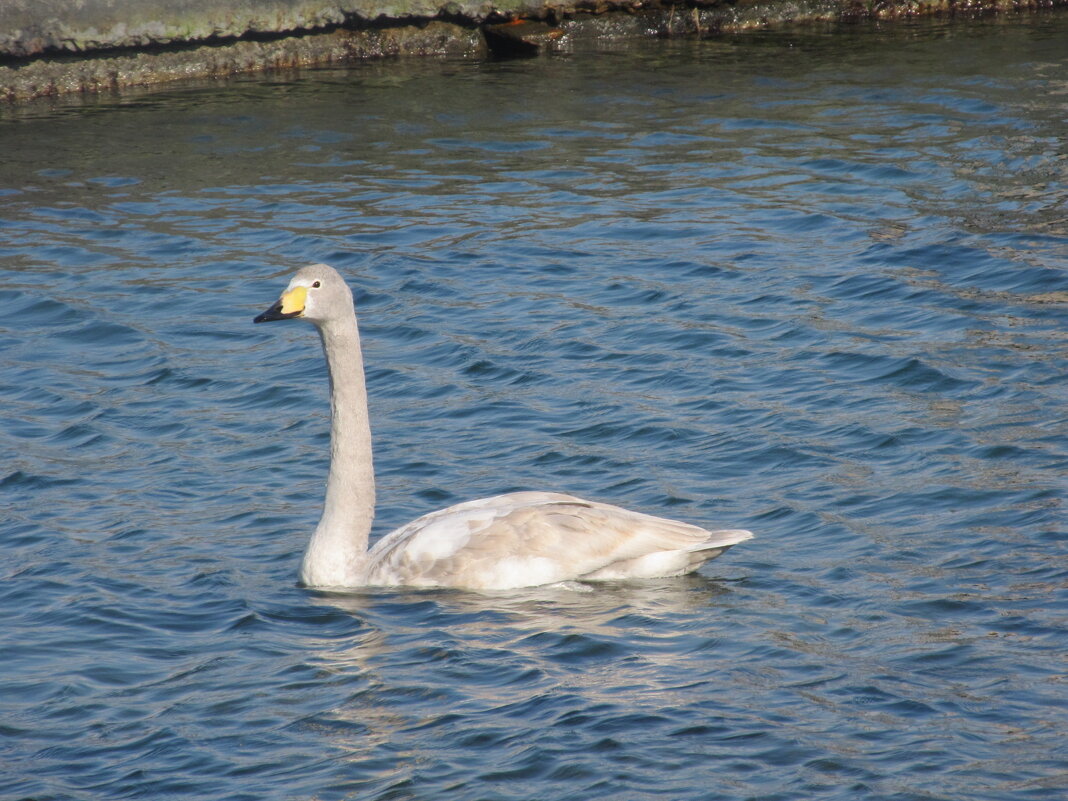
{"left": 294, "top": 574, "right": 749, "bottom": 778}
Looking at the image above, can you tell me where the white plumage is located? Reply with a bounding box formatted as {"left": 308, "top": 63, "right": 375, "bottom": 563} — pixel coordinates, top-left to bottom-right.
{"left": 254, "top": 264, "right": 752, "bottom": 591}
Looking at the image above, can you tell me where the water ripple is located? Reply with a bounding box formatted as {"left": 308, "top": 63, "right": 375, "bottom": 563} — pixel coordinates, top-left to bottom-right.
{"left": 1, "top": 14, "right": 1067, "bottom": 801}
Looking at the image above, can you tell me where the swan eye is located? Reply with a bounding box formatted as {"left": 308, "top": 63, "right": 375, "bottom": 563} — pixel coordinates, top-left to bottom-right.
{"left": 312, "top": 281, "right": 321, "bottom": 288}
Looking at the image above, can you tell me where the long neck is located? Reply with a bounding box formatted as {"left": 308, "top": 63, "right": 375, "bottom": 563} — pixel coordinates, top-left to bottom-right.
{"left": 299, "top": 312, "right": 376, "bottom": 587}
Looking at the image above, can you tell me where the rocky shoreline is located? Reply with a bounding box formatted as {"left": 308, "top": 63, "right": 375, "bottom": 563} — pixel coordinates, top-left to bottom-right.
{"left": 1, "top": 0, "right": 1064, "bottom": 102}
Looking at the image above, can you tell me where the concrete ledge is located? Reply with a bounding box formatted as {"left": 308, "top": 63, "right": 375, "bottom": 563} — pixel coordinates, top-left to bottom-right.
{"left": 1, "top": 0, "right": 543, "bottom": 57}
{"left": 1, "top": 0, "right": 1064, "bottom": 102}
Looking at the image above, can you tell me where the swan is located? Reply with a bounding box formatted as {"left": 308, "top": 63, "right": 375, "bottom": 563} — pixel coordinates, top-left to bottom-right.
{"left": 254, "top": 263, "right": 753, "bottom": 590}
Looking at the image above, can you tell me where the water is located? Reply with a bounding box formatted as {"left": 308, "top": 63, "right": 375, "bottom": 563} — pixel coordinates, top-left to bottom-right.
{"left": 2, "top": 13, "right": 1067, "bottom": 800}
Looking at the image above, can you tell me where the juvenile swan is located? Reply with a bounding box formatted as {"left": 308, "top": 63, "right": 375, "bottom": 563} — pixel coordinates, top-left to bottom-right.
{"left": 254, "top": 264, "right": 752, "bottom": 590}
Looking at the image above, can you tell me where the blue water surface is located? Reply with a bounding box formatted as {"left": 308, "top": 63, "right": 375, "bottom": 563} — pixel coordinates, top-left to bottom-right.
{"left": 1, "top": 13, "right": 1066, "bottom": 801}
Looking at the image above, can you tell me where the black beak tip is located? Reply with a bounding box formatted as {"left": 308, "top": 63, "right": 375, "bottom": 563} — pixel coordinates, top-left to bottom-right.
{"left": 254, "top": 301, "right": 289, "bottom": 324}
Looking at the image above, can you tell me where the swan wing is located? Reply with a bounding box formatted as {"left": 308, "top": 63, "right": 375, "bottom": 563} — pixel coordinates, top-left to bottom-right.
{"left": 365, "top": 491, "right": 752, "bottom": 589}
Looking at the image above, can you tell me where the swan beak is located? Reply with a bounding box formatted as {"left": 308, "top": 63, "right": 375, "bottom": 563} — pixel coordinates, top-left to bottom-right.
{"left": 254, "top": 285, "right": 307, "bottom": 323}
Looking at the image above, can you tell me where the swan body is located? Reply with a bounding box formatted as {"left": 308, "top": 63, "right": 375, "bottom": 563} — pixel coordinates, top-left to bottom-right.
{"left": 254, "top": 264, "right": 752, "bottom": 590}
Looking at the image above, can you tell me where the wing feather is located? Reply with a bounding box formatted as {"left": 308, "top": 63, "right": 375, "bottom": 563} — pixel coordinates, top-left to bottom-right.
{"left": 364, "top": 492, "right": 752, "bottom": 589}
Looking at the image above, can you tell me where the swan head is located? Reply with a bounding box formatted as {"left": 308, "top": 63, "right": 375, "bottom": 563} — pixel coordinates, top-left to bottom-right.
{"left": 253, "top": 263, "right": 354, "bottom": 327}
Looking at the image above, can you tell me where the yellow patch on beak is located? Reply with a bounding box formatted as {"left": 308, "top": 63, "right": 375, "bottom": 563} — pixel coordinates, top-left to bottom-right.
{"left": 280, "top": 285, "right": 308, "bottom": 316}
